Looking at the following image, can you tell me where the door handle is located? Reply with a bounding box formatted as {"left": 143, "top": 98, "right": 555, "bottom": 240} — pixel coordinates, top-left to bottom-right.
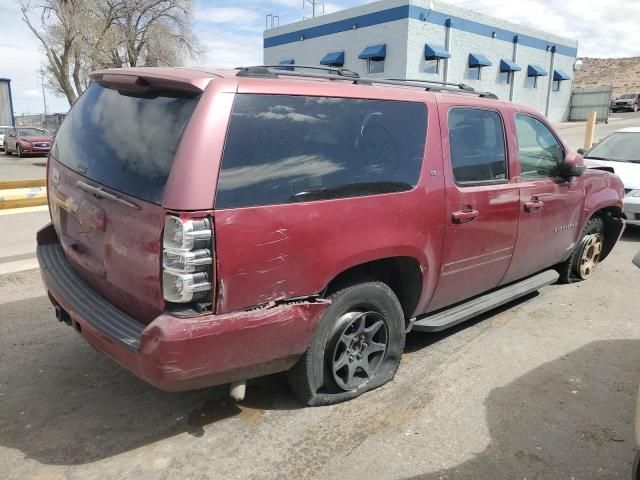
{"left": 452, "top": 208, "right": 479, "bottom": 224}
{"left": 524, "top": 198, "right": 544, "bottom": 212}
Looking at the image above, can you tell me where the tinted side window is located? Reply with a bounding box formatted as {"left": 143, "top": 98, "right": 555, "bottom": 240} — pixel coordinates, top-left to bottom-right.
{"left": 216, "top": 95, "right": 427, "bottom": 209}
{"left": 515, "top": 114, "right": 564, "bottom": 179}
{"left": 448, "top": 108, "right": 507, "bottom": 185}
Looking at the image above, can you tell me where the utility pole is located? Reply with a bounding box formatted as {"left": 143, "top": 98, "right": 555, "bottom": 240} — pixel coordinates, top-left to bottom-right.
{"left": 303, "top": 0, "right": 324, "bottom": 18}
{"left": 40, "top": 72, "right": 48, "bottom": 117}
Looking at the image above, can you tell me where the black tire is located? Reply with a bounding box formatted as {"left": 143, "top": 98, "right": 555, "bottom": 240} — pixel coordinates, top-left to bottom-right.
{"left": 556, "top": 216, "right": 605, "bottom": 283}
{"left": 287, "top": 281, "right": 405, "bottom": 406}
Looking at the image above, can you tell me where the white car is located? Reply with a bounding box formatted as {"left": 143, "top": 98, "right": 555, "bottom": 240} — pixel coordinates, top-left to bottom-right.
{"left": 0, "top": 125, "right": 11, "bottom": 151}
{"left": 583, "top": 127, "right": 640, "bottom": 225}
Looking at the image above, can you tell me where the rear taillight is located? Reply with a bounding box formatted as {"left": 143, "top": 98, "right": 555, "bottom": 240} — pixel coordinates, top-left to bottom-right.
{"left": 162, "top": 215, "right": 214, "bottom": 305}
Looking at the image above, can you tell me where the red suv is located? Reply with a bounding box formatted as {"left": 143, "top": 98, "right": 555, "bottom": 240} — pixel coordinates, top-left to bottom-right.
{"left": 37, "top": 66, "right": 625, "bottom": 406}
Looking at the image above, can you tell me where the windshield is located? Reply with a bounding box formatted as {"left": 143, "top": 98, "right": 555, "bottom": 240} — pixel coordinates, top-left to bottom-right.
{"left": 619, "top": 94, "right": 636, "bottom": 99}
{"left": 18, "top": 128, "right": 48, "bottom": 136}
{"left": 52, "top": 81, "right": 199, "bottom": 204}
{"left": 586, "top": 132, "right": 640, "bottom": 162}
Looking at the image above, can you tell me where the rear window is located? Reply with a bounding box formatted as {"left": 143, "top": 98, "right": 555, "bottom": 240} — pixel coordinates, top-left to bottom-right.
{"left": 216, "top": 94, "right": 427, "bottom": 209}
{"left": 52, "top": 82, "right": 199, "bottom": 204}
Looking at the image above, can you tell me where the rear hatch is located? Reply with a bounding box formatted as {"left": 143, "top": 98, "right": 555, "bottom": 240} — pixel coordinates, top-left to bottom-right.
{"left": 48, "top": 79, "right": 200, "bottom": 323}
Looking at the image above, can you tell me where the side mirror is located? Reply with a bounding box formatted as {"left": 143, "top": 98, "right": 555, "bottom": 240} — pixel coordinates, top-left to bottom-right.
{"left": 560, "top": 152, "right": 587, "bottom": 179}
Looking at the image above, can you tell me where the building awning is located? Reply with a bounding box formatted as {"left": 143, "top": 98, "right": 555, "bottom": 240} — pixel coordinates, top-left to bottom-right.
{"left": 277, "top": 59, "right": 294, "bottom": 71}
{"left": 527, "top": 64, "right": 548, "bottom": 77}
{"left": 358, "top": 44, "right": 386, "bottom": 60}
{"left": 468, "top": 53, "right": 492, "bottom": 68}
{"left": 425, "top": 44, "right": 451, "bottom": 60}
{"left": 500, "top": 59, "right": 521, "bottom": 72}
{"left": 320, "top": 51, "right": 345, "bottom": 66}
{"left": 553, "top": 69, "right": 571, "bottom": 81}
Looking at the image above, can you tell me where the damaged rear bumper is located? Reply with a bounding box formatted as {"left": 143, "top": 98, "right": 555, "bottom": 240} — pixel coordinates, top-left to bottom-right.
{"left": 36, "top": 223, "right": 329, "bottom": 391}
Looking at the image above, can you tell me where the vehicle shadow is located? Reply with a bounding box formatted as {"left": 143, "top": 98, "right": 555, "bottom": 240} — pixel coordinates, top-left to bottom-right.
{"left": 622, "top": 225, "right": 640, "bottom": 242}
{"left": 0, "top": 295, "right": 300, "bottom": 466}
{"left": 404, "top": 339, "right": 640, "bottom": 479}
{"left": 405, "top": 292, "right": 539, "bottom": 353}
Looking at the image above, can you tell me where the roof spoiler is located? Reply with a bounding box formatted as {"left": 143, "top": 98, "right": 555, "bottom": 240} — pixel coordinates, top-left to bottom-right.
{"left": 90, "top": 71, "right": 206, "bottom": 94}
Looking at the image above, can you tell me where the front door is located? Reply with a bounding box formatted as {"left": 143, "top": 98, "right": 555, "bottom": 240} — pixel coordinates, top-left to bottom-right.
{"left": 501, "top": 113, "right": 584, "bottom": 284}
{"left": 427, "top": 105, "right": 520, "bottom": 312}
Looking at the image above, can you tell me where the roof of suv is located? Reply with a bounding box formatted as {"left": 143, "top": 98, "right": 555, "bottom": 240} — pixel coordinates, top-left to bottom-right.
{"left": 91, "top": 65, "right": 518, "bottom": 110}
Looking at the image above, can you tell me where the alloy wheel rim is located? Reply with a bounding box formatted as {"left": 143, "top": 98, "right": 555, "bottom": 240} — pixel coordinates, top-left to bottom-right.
{"left": 330, "top": 311, "right": 388, "bottom": 391}
{"left": 578, "top": 233, "right": 603, "bottom": 279}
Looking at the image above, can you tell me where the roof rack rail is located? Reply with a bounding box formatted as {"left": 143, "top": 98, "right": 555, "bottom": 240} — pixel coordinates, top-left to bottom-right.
{"left": 387, "top": 78, "right": 475, "bottom": 92}
{"left": 235, "top": 65, "right": 498, "bottom": 99}
{"left": 237, "top": 65, "right": 360, "bottom": 78}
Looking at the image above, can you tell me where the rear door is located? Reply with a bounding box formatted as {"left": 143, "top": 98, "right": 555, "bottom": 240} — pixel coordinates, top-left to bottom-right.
{"left": 501, "top": 113, "right": 584, "bottom": 284}
{"left": 426, "top": 103, "right": 520, "bottom": 312}
{"left": 48, "top": 81, "right": 200, "bottom": 323}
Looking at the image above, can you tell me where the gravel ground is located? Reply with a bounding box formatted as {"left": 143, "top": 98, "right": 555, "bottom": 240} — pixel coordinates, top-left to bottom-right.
{"left": 1, "top": 229, "right": 640, "bottom": 480}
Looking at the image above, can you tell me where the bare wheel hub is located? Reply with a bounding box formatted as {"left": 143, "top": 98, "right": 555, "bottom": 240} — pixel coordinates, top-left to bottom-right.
{"left": 578, "top": 233, "right": 603, "bottom": 279}
{"left": 330, "top": 311, "right": 388, "bottom": 391}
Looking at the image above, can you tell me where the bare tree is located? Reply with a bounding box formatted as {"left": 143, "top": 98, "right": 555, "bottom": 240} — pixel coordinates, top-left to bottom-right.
{"left": 20, "top": 0, "right": 202, "bottom": 107}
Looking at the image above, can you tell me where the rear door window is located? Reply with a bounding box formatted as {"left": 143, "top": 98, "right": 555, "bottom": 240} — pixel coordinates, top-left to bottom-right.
{"left": 448, "top": 107, "right": 507, "bottom": 185}
{"left": 52, "top": 82, "right": 199, "bottom": 204}
{"left": 216, "top": 94, "right": 427, "bottom": 209}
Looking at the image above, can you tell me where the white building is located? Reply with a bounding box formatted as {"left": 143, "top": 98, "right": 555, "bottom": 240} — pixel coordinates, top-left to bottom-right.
{"left": 263, "top": 0, "right": 578, "bottom": 121}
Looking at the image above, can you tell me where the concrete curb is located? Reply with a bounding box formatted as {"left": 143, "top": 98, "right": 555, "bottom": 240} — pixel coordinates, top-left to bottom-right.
{"left": 0, "top": 187, "right": 47, "bottom": 210}
{"left": 0, "top": 178, "right": 46, "bottom": 189}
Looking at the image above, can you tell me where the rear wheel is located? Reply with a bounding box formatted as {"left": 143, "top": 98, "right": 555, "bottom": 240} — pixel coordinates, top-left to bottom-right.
{"left": 557, "top": 216, "right": 605, "bottom": 283}
{"left": 287, "top": 281, "right": 405, "bottom": 406}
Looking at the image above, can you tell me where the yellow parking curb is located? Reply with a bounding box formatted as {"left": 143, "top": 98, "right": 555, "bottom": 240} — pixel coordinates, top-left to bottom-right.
{"left": 0, "top": 187, "right": 47, "bottom": 210}
{"left": 0, "top": 179, "right": 46, "bottom": 189}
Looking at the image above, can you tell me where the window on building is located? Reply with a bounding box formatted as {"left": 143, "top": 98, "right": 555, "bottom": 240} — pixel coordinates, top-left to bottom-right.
{"left": 216, "top": 95, "right": 428, "bottom": 208}
{"left": 466, "top": 67, "right": 482, "bottom": 81}
{"left": 515, "top": 114, "right": 564, "bottom": 180}
{"left": 424, "top": 59, "right": 439, "bottom": 75}
{"left": 448, "top": 108, "right": 507, "bottom": 185}
{"left": 527, "top": 76, "right": 538, "bottom": 89}
{"left": 500, "top": 71, "right": 512, "bottom": 85}
{"left": 368, "top": 59, "right": 385, "bottom": 74}
{"left": 552, "top": 80, "right": 561, "bottom": 91}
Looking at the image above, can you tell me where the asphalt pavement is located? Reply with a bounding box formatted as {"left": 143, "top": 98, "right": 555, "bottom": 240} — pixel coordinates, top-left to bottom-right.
{"left": 1, "top": 225, "right": 640, "bottom": 480}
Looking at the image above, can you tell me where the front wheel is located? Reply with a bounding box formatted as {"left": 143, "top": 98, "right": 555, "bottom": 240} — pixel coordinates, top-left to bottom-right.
{"left": 556, "top": 216, "right": 605, "bottom": 283}
{"left": 287, "top": 281, "right": 405, "bottom": 406}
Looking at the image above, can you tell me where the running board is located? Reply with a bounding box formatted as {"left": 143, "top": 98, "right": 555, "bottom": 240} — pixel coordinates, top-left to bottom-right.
{"left": 412, "top": 270, "right": 559, "bottom": 333}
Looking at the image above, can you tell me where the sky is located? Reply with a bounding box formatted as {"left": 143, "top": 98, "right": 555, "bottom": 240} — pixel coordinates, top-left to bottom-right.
{"left": 1, "top": 0, "right": 639, "bottom": 114}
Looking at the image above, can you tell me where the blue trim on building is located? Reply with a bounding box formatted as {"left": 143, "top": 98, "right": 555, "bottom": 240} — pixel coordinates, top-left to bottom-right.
{"left": 264, "top": 5, "right": 578, "bottom": 58}
{"left": 425, "top": 44, "right": 451, "bottom": 59}
{"left": 500, "top": 59, "right": 521, "bottom": 72}
{"left": 358, "top": 44, "right": 387, "bottom": 60}
{"left": 469, "top": 53, "right": 492, "bottom": 67}
{"left": 320, "top": 51, "right": 345, "bottom": 65}
{"left": 527, "top": 64, "right": 548, "bottom": 77}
